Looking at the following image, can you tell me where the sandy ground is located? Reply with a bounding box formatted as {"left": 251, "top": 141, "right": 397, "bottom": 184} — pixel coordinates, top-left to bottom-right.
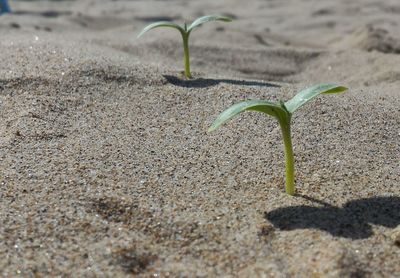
{"left": 0, "top": 0, "right": 399, "bottom": 277}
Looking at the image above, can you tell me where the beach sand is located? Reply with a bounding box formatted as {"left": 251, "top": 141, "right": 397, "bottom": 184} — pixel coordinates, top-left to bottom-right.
{"left": 0, "top": 0, "right": 399, "bottom": 277}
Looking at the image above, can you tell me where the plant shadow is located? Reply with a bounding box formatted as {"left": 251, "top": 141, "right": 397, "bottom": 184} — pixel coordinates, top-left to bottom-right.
{"left": 163, "top": 75, "right": 280, "bottom": 88}
{"left": 265, "top": 196, "right": 400, "bottom": 239}
{"left": 135, "top": 16, "right": 178, "bottom": 23}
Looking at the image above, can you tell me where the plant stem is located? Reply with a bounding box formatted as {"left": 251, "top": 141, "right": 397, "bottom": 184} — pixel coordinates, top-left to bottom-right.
{"left": 182, "top": 32, "right": 192, "bottom": 79}
{"left": 279, "top": 118, "right": 295, "bottom": 195}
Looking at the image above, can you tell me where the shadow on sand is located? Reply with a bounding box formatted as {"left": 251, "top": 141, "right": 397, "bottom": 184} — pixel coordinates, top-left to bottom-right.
{"left": 163, "top": 75, "right": 280, "bottom": 89}
{"left": 13, "top": 10, "right": 72, "bottom": 18}
{"left": 265, "top": 196, "right": 400, "bottom": 239}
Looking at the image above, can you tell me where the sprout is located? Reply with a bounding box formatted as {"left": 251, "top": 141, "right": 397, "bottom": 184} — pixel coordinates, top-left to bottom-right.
{"left": 137, "top": 15, "right": 232, "bottom": 79}
{"left": 209, "top": 84, "right": 347, "bottom": 195}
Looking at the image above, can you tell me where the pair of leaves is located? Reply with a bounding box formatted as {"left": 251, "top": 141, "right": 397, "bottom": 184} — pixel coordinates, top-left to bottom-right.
{"left": 137, "top": 15, "right": 232, "bottom": 37}
{"left": 209, "top": 84, "right": 347, "bottom": 132}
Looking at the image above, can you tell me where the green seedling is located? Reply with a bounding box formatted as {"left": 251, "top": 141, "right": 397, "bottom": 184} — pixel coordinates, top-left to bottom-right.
{"left": 137, "top": 15, "right": 232, "bottom": 79}
{"left": 209, "top": 84, "right": 347, "bottom": 196}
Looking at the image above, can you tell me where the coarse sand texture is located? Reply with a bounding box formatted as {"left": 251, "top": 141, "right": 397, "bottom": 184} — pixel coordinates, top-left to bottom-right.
{"left": 0, "top": 0, "right": 399, "bottom": 277}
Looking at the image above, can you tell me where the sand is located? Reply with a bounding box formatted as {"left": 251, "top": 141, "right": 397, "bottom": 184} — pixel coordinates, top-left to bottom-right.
{"left": 0, "top": 0, "right": 399, "bottom": 277}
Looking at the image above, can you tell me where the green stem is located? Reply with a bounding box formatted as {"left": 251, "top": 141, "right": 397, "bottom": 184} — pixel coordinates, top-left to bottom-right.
{"left": 279, "top": 117, "right": 295, "bottom": 195}
{"left": 182, "top": 32, "right": 192, "bottom": 79}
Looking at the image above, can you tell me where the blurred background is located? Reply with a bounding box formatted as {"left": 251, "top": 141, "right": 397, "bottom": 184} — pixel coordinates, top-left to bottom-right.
{"left": 1, "top": 0, "right": 400, "bottom": 81}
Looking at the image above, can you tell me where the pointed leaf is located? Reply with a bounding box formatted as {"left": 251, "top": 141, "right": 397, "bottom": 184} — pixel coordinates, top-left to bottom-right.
{"left": 284, "top": 84, "right": 347, "bottom": 114}
{"left": 137, "top": 21, "right": 184, "bottom": 38}
{"left": 188, "top": 15, "right": 232, "bottom": 32}
{"left": 209, "top": 100, "right": 287, "bottom": 132}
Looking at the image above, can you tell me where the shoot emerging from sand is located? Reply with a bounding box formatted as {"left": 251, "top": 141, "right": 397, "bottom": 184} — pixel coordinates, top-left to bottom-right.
{"left": 209, "top": 84, "right": 347, "bottom": 195}
{"left": 138, "top": 15, "right": 232, "bottom": 79}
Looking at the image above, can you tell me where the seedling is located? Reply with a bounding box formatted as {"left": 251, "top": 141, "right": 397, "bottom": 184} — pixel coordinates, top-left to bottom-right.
{"left": 137, "top": 15, "right": 232, "bottom": 79}
{"left": 209, "top": 84, "right": 347, "bottom": 195}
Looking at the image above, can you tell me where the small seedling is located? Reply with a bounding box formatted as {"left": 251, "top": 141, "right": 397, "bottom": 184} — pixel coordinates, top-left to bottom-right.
{"left": 137, "top": 15, "right": 232, "bottom": 79}
{"left": 209, "top": 84, "right": 347, "bottom": 196}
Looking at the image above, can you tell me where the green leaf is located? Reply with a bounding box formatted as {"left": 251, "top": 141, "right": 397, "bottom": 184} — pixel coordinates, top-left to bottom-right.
{"left": 188, "top": 15, "right": 232, "bottom": 32}
{"left": 137, "top": 21, "right": 184, "bottom": 38}
{"left": 208, "top": 100, "right": 287, "bottom": 132}
{"left": 284, "top": 84, "right": 347, "bottom": 114}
